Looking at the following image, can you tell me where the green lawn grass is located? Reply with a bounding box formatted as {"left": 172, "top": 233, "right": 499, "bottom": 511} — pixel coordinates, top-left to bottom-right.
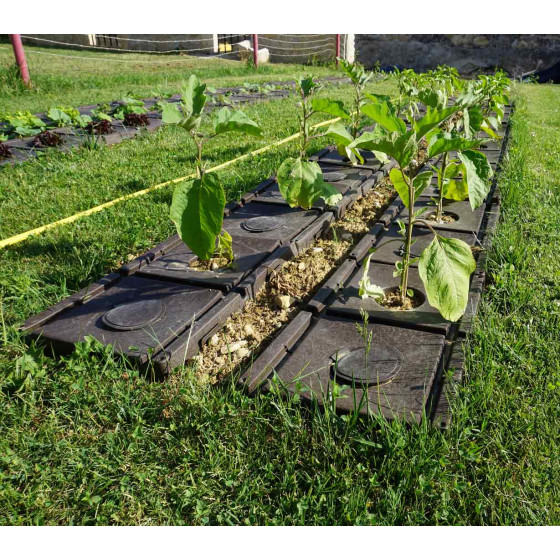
{"left": 0, "top": 50, "right": 559, "bottom": 525}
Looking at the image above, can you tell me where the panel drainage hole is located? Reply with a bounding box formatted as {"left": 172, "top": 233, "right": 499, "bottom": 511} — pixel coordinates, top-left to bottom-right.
{"left": 102, "top": 299, "right": 165, "bottom": 331}
{"left": 242, "top": 216, "right": 283, "bottom": 233}
{"left": 332, "top": 345, "right": 403, "bottom": 386}
{"left": 323, "top": 171, "right": 346, "bottom": 182}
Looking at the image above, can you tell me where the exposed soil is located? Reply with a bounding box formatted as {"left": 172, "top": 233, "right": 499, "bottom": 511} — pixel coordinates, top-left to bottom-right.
{"left": 33, "top": 131, "right": 63, "bottom": 148}
{"left": 426, "top": 211, "right": 458, "bottom": 224}
{"left": 190, "top": 257, "right": 231, "bottom": 272}
{"left": 123, "top": 113, "right": 149, "bottom": 127}
{"left": 380, "top": 287, "right": 424, "bottom": 311}
{"left": 334, "top": 181, "right": 394, "bottom": 235}
{"left": 0, "top": 142, "right": 13, "bottom": 160}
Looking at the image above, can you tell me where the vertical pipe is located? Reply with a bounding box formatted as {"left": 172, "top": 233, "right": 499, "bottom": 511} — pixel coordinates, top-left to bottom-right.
{"left": 335, "top": 34, "right": 341, "bottom": 65}
{"left": 9, "top": 34, "right": 31, "bottom": 87}
{"left": 252, "top": 34, "right": 259, "bottom": 68}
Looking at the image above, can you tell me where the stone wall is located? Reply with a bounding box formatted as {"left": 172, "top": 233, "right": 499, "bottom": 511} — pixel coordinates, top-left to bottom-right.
{"left": 355, "top": 34, "right": 560, "bottom": 76}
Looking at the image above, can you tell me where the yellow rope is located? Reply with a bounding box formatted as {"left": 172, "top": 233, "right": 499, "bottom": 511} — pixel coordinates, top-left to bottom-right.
{"left": 0, "top": 117, "right": 340, "bottom": 250}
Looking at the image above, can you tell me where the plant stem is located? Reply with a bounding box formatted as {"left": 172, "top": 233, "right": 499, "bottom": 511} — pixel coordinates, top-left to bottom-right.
{"left": 299, "top": 91, "right": 312, "bottom": 159}
{"left": 352, "top": 85, "right": 361, "bottom": 139}
{"left": 192, "top": 133, "right": 204, "bottom": 178}
{"left": 437, "top": 151, "right": 448, "bottom": 222}
{"left": 400, "top": 169, "right": 415, "bottom": 305}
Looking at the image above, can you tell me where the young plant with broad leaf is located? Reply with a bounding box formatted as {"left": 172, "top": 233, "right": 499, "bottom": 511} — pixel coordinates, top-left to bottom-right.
{"left": 426, "top": 106, "right": 494, "bottom": 222}
{"left": 276, "top": 76, "right": 343, "bottom": 209}
{"left": 162, "top": 75, "right": 263, "bottom": 262}
{"left": 353, "top": 99, "right": 477, "bottom": 321}
{"left": 311, "top": 61, "right": 391, "bottom": 166}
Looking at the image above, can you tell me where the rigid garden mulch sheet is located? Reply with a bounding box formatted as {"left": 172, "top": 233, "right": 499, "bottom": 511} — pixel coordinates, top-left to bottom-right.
{"left": 240, "top": 106, "right": 513, "bottom": 426}
{"left": 22, "top": 103, "right": 512, "bottom": 426}
{"left": 22, "top": 141, "right": 392, "bottom": 377}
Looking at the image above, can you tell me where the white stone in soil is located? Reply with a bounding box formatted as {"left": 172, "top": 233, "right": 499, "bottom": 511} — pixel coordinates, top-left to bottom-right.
{"left": 275, "top": 295, "right": 295, "bottom": 310}
{"left": 220, "top": 340, "right": 248, "bottom": 354}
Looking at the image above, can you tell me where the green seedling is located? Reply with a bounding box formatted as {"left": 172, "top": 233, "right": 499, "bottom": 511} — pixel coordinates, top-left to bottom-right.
{"left": 427, "top": 123, "right": 493, "bottom": 221}
{"left": 47, "top": 106, "right": 92, "bottom": 129}
{"left": 112, "top": 97, "right": 147, "bottom": 120}
{"left": 351, "top": 99, "right": 478, "bottom": 321}
{"left": 276, "top": 76, "right": 342, "bottom": 209}
{"left": 0, "top": 111, "right": 46, "bottom": 138}
{"left": 162, "top": 74, "right": 262, "bottom": 263}
{"left": 316, "top": 60, "right": 390, "bottom": 165}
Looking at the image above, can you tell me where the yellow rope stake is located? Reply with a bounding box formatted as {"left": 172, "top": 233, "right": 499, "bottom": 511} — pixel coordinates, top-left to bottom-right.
{"left": 0, "top": 117, "right": 340, "bottom": 250}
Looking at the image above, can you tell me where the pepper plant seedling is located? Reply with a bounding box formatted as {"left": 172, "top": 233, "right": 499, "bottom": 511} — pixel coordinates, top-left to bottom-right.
{"left": 276, "top": 76, "right": 343, "bottom": 209}
{"left": 162, "top": 75, "right": 263, "bottom": 262}
{"left": 352, "top": 99, "right": 477, "bottom": 321}
{"left": 316, "top": 61, "right": 391, "bottom": 165}
{"left": 427, "top": 105, "right": 493, "bottom": 221}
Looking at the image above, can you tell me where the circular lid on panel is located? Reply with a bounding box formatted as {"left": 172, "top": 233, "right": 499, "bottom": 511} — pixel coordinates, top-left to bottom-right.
{"left": 333, "top": 345, "right": 403, "bottom": 386}
{"left": 102, "top": 299, "right": 165, "bottom": 331}
{"left": 242, "top": 215, "right": 283, "bottom": 233}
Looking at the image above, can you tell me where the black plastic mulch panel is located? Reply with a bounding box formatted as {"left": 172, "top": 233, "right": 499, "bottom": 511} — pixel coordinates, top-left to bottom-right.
{"left": 221, "top": 202, "right": 322, "bottom": 246}
{"left": 25, "top": 275, "right": 222, "bottom": 367}
{"left": 326, "top": 262, "right": 457, "bottom": 335}
{"left": 134, "top": 235, "right": 280, "bottom": 292}
{"left": 264, "top": 315, "right": 446, "bottom": 422}
{"left": 399, "top": 198, "right": 486, "bottom": 234}
{"left": 368, "top": 222, "right": 481, "bottom": 268}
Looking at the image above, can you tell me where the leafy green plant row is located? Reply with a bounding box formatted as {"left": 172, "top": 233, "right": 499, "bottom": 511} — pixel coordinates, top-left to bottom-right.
{"left": 161, "top": 63, "right": 510, "bottom": 325}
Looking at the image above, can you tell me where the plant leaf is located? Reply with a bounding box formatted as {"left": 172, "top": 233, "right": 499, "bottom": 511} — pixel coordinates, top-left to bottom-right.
{"left": 311, "top": 98, "right": 350, "bottom": 120}
{"left": 213, "top": 107, "right": 262, "bottom": 136}
{"left": 358, "top": 253, "right": 384, "bottom": 301}
{"left": 162, "top": 103, "right": 183, "bottom": 124}
{"left": 413, "top": 106, "right": 459, "bottom": 140}
{"left": 349, "top": 130, "right": 417, "bottom": 168}
{"left": 458, "top": 150, "right": 493, "bottom": 209}
{"left": 389, "top": 169, "right": 431, "bottom": 209}
{"left": 428, "top": 132, "right": 480, "bottom": 159}
{"left": 417, "top": 88, "right": 447, "bottom": 110}
{"left": 169, "top": 173, "right": 225, "bottom": 261}
{"left": 361, "top": 102, "right": 406, "bottom": 134}
{"left": 182, "top": 75, "right": 207, "bottom": 116}
{"left": 325, "top": 122, "right": 354, "bottom": 147}
{"left": 277, "top": 158, "right": 341, "bottom": 209}
{"left": 47, "top": 108, "right": 72, "bottom": 126}
{"left": 419, "top": 235, "right": 476, "bottom": 322}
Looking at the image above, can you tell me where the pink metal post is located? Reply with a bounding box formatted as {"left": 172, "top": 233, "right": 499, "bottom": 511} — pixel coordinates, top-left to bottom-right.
{"left": 252, "top": 34, "right": 259, "bottom": 68}
{"left": 335, "top": 34, "right": 341, "bottom": 65}
{"left": 9, "top": 34, "right": 31, "bottom": 87}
